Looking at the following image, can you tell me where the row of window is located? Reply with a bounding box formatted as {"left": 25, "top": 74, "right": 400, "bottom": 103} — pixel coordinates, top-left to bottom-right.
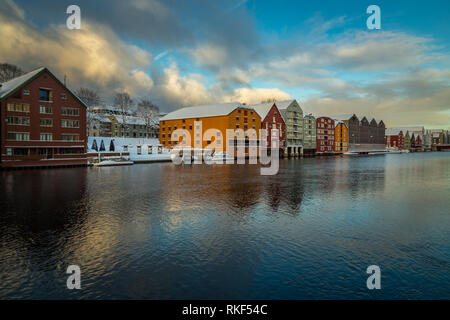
{"left": 6, "top": 117, "right": 79, "bottom": 128}
{"left": 6, "top": 132, "right": 80, "bottom": 141}
{"left": 7, "top": 103, "right": 80, "bottom": 115}
{"left": 5, "top": 147, "right": 81, "bottom": 157}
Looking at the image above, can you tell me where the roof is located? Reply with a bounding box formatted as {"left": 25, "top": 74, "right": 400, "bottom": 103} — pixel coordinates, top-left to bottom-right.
{"left": 274, "top": 99, "right": 296, "bottom": 110}
{"left": 331, "top": 114, "right": 356, "bottom": 121}
{"left": 116, "top": 115, "right": 146, "bottom": 125}
{"left": 248, "top": 102, "right": 275, "bottom": 120}
{"left": 160, "top": 102, "right": 251, "bottom": 121}
{"left": 386, "top": 128, "right": 403, "bottom": 135}
{"left": 0, "top": 66, "right": 87, "bottom": 108}
{"left": 0, "top": 67, "right": 45, "bottom": 98}
{"left": 389, "top": 127, "right": 424, "bottom": 135}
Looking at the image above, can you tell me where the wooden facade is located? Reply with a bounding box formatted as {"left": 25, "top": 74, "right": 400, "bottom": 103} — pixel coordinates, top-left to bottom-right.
{"left": 334, "top": 121, "right": 348, "bottom": 153}
{"left": 159, "top": 103, "right": 261, "bottom": 156}
{"left": 316, "top": 117, "right": 335, "bottom": 154}
{"left": 0, "top": 68, "right": 87, "bottom": 168}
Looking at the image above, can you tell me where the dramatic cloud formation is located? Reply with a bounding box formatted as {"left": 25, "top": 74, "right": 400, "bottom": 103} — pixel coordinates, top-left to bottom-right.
{"left": 0, "top": 0, "right": 449, "bottom": 128}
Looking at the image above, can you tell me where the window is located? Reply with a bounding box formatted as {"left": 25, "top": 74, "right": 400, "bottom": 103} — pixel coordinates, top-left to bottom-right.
{"left": 7, "top": 103, "right": 30, "bottom": 113}
{"left": 40, "top": 133, "right": 53, "bottom": 141}
{"left": 6, "top": 148, "right": 12, "bottom": 156}
{"left": 148, "top": 146, "right": 153, "bottom": 154}
{"left": 137, "top": 146, "right": 142, "bottom": 155}
{"left": 39, "top": 88, "right": 52, "bottom": 102}
{"left": 61, "top": 119, "right": 79, "bottom": 128}
{"left": 12, "top": 148, "right": 29, "bottom": 156}
{"left": 58, "top": 148, "right": 79, "bottom": 155}
{"left": 23, "top": 89, "right": 30, "bottom": 95}
{"left": 40, "top": 105, "right": 52, "bottom": 114}
{"left": 40, "top": 118, "right": 53, "bottom": 127}
{"left": 61, "top": 107, "right": 79, "bottom": 116}
{"left": 123, "top": 146, "right": 128, "bottom": 152}
{"left": 7, "top": 116, "right": 30, "bottom": 126}
{"left": 61, "top": 134, "right": 79, "bottom": 141}
{"left": 7, "top": 132, "right": 30, "bottom": 141}
{"left": 61, "top": 93, "right": 67, "bottom": 100}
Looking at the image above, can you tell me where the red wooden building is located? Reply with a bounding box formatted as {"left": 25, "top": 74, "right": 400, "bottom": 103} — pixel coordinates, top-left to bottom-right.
{"left": 385, "top": 128, "right": 404, "bottom": 149}
{"left": 316, "top": 117, "right": 335, "bottom": 154}
{"left": 0, "top": 67, "right": 87, "bottom": 168}
{"left": 250, "top": 102, "right": 286, "bottom": 154}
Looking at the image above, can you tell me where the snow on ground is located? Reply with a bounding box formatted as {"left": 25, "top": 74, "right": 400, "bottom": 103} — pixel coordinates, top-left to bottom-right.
{"left": 87, "top": 136, "right": 171, "bottom": 162}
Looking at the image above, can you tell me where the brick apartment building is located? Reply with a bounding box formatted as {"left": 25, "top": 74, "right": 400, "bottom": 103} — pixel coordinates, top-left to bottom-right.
{"left": 0, "top": 67, "right": 87, "bottom": 168}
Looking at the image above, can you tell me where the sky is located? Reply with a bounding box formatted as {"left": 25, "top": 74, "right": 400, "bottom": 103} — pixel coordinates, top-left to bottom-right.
{"left": 0, "top": 0, "right": 449, "bottom": 128}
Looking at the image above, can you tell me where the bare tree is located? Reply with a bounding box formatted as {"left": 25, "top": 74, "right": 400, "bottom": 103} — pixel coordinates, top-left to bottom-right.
{"left": 75, "top": 87, "right": 102, "bottom": 137}
{"left": 75, "top": 87, "right": 101, "bottom": 108}
{"left": 137, "top": 99, "right": 159, "bottom": 138}
{"left": 114, "top": 92, "right": 134, "bottom": 137}
{"left": 0, "top": 63, "right": 24, "bottom": 82}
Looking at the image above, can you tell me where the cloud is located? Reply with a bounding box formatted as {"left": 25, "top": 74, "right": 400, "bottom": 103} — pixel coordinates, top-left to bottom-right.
{"left": 1, "top": 1, "right": 449, "bottom": 128}
{"left": 150, "top": 63, "right": 214, "bottom": 109}
{"left": 188, "top": 44, "right": 228, "bottom": 69}
{"left": 0, "top": 2, "right": 153, "bottom": 98}
{"left": 224, "top": 87, "right": 292, "bottom": 105}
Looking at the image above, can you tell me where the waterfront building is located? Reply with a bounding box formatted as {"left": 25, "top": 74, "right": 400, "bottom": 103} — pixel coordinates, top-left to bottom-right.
{"left": 430, "top": 129, "right": 447, "bottom": 145}
{"left": 385, "top": 128, "right": 404, "bottom": 149}
{"left": 391, "top": 127, "right": 425, "bottom": 141}
{"left": 423, "top": 130, "right": 432, "bottom": 149}
{"left": 404, "top": 131, "right": 412, "bottom": 150}
{"left": 316, "top": 117, "right": 335, "bottom": 154}
{"left": 411, "top": 133, "right": 417, "bottom": 149}
{"left": 415, "top": 134, "right": 422, "bottom": 148}
{"left": 159, "top": 102, "right": 261, "bottom": 156}
{"left": 333, "top": 114, "right": 360, "bottom": 145}
{"left": 277, "top": 100, "right": 303, "bottom": 157}
{"left": 249, "top": 102, "right": 286, "bottom": 154}
{"left": 303, "top": 113, "right": 316, "bottom": 155}
{"left": 0, "top": 67, "right": 87, "bottom": 168}
{"left": 376, "top": 120, "right": 386, "bottom": 145}
{"left": 334, "top": 121, "right": 348, "bottom": 153}
{"left": 332, "top": 114, "right": 385, "bottom": 152}
{"left": 359, "top": 117, "right": 370, "bottom": 144}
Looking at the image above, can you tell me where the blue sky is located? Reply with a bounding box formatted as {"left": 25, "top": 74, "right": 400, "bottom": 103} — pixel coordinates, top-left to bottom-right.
{"left": 1, "top": 0, "right": 449, "bottom": 128}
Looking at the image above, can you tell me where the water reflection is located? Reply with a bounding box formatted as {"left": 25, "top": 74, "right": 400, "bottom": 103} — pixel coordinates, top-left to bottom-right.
{"left": 0, "top": 153, "right": 449, "bottom": 299}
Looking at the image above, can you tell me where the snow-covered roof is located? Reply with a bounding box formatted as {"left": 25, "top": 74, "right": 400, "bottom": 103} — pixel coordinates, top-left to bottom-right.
{"left": 389, "top": 127, "right": 424, "bottom": 135}
{"left": 248, "top": 102, "right": 275, "bottom": 120}
{"left": 386, "top": 128, "right": 403, "bottom": 135}
{"left": 0, "top": 67, "right": 45, "bottom": 99}
{"left": 274, "top": 100, "right": 296, "bottom": 110}
{"left": 89, "top": 113, "right": 112, "bottom": 123}
{"left": 160, "top": 102, "right": 250, "bottom": 121}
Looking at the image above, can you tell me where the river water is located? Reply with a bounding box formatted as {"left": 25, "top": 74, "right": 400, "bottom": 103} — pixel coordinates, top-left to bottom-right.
{"left": 1, "top": 152, "right": 449, "bottom": 299}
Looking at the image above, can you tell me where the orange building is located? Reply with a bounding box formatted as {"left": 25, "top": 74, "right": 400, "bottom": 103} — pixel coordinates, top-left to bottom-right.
{"left": 159, "top": 102, "right": 261, "bottom": 155}
{"left": 334, "top": 121, "right": 348, "bottom": 153}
